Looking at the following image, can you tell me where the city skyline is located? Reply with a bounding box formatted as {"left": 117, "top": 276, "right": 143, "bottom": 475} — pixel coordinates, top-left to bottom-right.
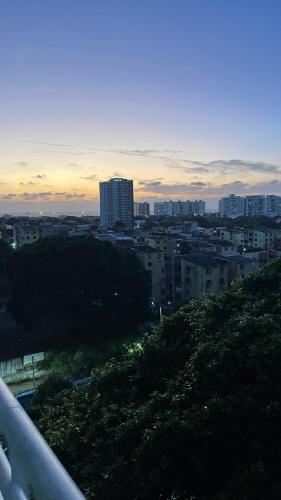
{"left": 1, "top": 1, "right": 281, "bottom": 213}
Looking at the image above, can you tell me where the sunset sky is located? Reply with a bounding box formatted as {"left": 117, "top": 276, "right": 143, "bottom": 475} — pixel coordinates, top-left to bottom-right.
{"left": 1, "top": 0, "right": 281, "bottom": 213}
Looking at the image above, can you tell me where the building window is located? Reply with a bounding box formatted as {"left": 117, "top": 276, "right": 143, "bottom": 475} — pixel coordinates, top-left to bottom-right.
{"left": 206, "top": 280, "right": 212, "bottom": 288}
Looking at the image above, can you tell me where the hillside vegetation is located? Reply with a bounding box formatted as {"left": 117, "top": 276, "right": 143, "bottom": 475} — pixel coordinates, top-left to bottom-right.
{"left": 5, "top": 237, "right": 150, "bottom": 354}
{"left": 30, "top": 258, "right": 281, "bottom": 499}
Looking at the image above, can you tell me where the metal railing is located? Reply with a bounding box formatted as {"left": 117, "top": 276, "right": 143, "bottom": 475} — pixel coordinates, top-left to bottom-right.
{"left": 0, "top": 378, "right": 86, "bottom": 500}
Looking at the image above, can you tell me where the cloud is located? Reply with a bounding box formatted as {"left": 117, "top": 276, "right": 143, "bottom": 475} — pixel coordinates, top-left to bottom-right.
{"left": 16, "top": 191, "right": 86, "bottom": 201}
{"left": 190, "top": 181, "right": 208, "bottom": 186}
{"left": 136, "top": 181, "right": 205, "bottom": 195}
{"left": 25, "top": 140, "right": 76, "bottom": 148}
{"left": 14, "top": 161, "right": 28, "bottom": 168}
{"left": 0, "top": 193, "right": 17, "bottom": 200}
{"left": 63, "top": 193, "right": 85, "bottom": 199}
{"left": 138, "top": 177, "right": 164, "bottom": 187}
{"left": 64, "top": 152, "right": 86, "bottom": 156}
{"left": 24, "top": 139, "right": 281, "bottom": 179}
{"left": 20, "top": 192, "right": 53, "bottom": 200}
{"left": 32, "top": 174, "right": 46, "bottom": 179}
{"left": 118, "top": 149, "right": 181, "bottom": 157}
{"left": 135, "top": 179, "right": 257, "bottom": 199}
{"left": 139, "top": 180, "right": 163, "bottom": 187}
{"left": 80, "top": 174, "right": 98, "bottom": 182}
{"left": 19, "top": 181, "right": 36, "bottom": 186}
{"left": 25, "top": 140, "right": 180, "bottom": 161}
{"left": 112, "top": 171, "right": 123, "bottom": 178}
{"left": 170, "top": 158, "right": 281, "bottom": 175}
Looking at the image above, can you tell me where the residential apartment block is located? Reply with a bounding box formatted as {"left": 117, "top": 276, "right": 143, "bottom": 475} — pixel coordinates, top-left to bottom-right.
{"left": 219, "top": 194, "right": 281, "bottom": 218}
{"left": 133, "top": 245, "right": 166, "bottom": 306}
{"left": 154, "top": 200, "right": 205, "bottom": 217}
{"left": 99, "top": 178, "right": 134, "bottom": 229}
{"left": 175, "top": 252, "right": 258, "bottom": 305}
{"left": 134, "top": 202, "right": 150, "bottom": 217}
{"left": 218, "top": 194, "right": 245, "bottom": 218}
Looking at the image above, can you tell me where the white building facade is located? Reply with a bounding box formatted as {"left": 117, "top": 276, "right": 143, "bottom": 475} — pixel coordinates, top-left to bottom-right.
{"left": 99, "top": 178, "right": 134, "bottom": 229}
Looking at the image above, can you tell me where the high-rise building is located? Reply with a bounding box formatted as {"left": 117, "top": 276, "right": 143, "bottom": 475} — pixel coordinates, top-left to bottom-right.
{"left": 99, "top": 178, "right": 134, "bottom": 229}
{"left": 190, "top": 200, "right": 206, "bottom": 215}
{"left": 134, "top": 202, "right": 150, "bottom": 217}
{"left": 218, "top": 194, "right": 281, "bottom": 218}
{"left": 154, "top": 200, "right": 206, "bottom": 216}
{"left": 245, "top": 195, "right": 266, "bottom": 217}
{"left": 265, "top": 195, "right": 281, "bottom": 217}
{"left": 218, "top": 194, "right": 245, "bottom": 218}
{"left": 154, "top": 201, "right": 174, "bottom": 216}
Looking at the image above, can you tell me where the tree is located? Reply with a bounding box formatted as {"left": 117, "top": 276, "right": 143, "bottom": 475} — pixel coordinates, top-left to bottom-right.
{"left": 0, "top": 240, "right": 12, "bottom": 298}
{"left": 30, "top": 258, "right": 281, "bottom": 499}
{"left": 178, "top": 241, "right": 192, "bottom": 254}
{"left": 113, "top": 220, "right": 127, "bottom": 232}
{"left": 0, "top": 239, "right": 11, "bottom": 266}
{"left": 7, "top": 237, "right": 150, "bottom": 345}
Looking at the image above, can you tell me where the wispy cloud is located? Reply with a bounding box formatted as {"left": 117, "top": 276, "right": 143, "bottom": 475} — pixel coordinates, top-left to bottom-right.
{"left": 169, "top": 158, "right": 281, "bottom": 175}
{"left": 25, "top": 140, "right": 180, "bottom": 161}
{"left": 25, "top": 140, "right": 281, "bottom": 176}
{"left": 135, "top": 178, "right": 276, "bottom": 199}
{"left": 25, "top": 140, "right": 76, "bottom": 148}
{"left": 14, "top": 161, "right": 28, "bottom": 168}
{"left": 139, "top": 180, "right": 163, "bottom": 187}
{"left": 0, "top": 191, "right": 87, "bottom": 201}
{"left": 19, "top": 181, "right": 36, "bottom": 186}
{"left": 0, "top": 193, "right": 17, "bottom": 200}
{"left": 80, "top": 174, "right": 98, "bottom": 182}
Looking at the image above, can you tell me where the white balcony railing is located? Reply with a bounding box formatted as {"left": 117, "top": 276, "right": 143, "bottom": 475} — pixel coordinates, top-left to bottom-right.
{"left": 0, "top": 378, "right": 86, "bottom": 500}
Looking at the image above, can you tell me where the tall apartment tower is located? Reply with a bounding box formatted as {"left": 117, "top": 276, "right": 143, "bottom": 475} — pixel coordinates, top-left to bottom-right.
{"left": 244, "top": 195, "right": 266, "bottom": 217}
{"left": 99, "top": 178, "right": 134, "bottom": 229}
{"left": 218, "top": 194, "right": 245, "bottom": 218}
{"left": 134, "top": 202, "right": 150, "bottom": 217}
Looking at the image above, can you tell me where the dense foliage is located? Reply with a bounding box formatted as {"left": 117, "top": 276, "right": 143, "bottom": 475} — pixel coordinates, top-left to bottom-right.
{"left": 7, "top": 237, "right": 150, "bottom": 345}
{"left": 0, "top": 240, "right": 11, "bottom": 297}
{"left": 30, "top": 258, "right": 281, "bottom": 499}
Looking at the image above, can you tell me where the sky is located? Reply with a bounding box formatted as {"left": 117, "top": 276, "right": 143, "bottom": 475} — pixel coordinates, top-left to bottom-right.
{"left": 1, "top": 0, "right": 281, "bottom": 213}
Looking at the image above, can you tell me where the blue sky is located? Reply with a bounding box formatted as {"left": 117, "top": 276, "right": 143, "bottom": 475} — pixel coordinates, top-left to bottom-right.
{"left": 1, "top": 0, "right": 281, "bottom": 213}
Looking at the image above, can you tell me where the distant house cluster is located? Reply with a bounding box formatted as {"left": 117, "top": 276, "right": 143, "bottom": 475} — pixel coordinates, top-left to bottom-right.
{"left": 218, "top": 194, "right": 281, "bottom": 218}
{"left": 2, "top": 177, "right": 281, "bottom": 317}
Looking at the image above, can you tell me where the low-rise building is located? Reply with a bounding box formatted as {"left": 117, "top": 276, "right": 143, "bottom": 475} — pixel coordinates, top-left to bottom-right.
{"left": 174, "top": 251, "right": 258, "bottom": 306}
{"left": 13, "top": 224, "right": 40, "bottom": 248}
{"left": 216, "top": 228, "right": 245, "bottom": 248}
{"left": 221, "top": 254, "right": 258, "bottom": 282}
{"left": 96, "top": 233, "right": 134, "bottom": 248}
{"left": 133, "top": 245, "right": 166, "bottom": 306}
{"left": 179, "top": 253, "right": 228, "bottom": 302}
{"left": 244, "top": 229, "right": 275, "bottom": 250}
{"left": 244, "top": 250, "right": 280, "bottom": 268}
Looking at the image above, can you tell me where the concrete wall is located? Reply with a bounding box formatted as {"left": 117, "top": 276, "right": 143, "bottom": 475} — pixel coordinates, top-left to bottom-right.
{"left": 0, "top": 352, "right": 45, "bottom": 383}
